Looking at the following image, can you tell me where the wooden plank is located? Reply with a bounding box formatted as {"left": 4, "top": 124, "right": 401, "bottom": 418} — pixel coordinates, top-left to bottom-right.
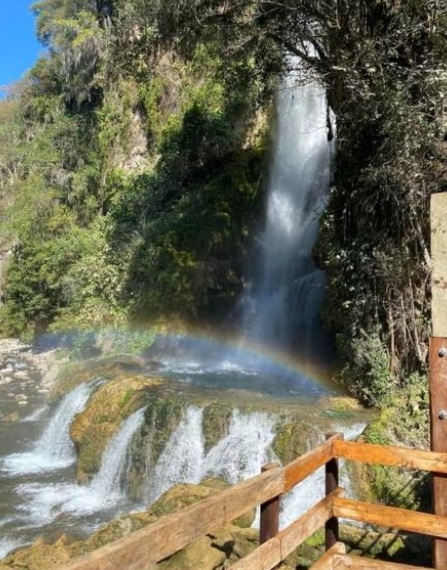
{"left": 333, "top": 553, "right": 431, "bottom": 569}
{"left": 431, "top": 193, "right": 447, "bottom": 338}
{"left": 333, "top": 496, "right": 447, "bottom": 540}
{"left": 309, "top": 542, "right": 346, "bottom": 570}
{"left": 280, "top": 489, "right": 335, "bottom": 559}
{"left": 230, "top": 490, "right": 337, "bottom": 570}
{"left": 59, "top": 466, "right": 285, "bottom": 570}
{"left": 284, "top": 437, "right": 337, "bottom": 492}
{"left": 333, "top": 440, "right": 447, "bottom": 474}
{"left": 229, "top": 538, "right": 281, "bottom": 570}
{"left": 429, "top": 337, "right": 447, "bottom": 569}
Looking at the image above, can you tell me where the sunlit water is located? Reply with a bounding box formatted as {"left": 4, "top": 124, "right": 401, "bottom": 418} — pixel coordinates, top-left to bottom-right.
{"left": 0, "top": 66, "right": 358, "bottom": 559}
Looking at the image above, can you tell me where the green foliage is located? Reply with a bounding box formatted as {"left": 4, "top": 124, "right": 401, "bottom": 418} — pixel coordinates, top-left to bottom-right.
{"left": 0, "top": 3, "right": 267, "bottom": 337}
{"left": 338, "top": 333, "right": 393, "bottom": 408}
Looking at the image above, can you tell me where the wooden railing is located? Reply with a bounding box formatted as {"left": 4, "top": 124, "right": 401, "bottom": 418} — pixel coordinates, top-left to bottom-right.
{"left": 57, "top": 434, "right": 447, "bottom": 570}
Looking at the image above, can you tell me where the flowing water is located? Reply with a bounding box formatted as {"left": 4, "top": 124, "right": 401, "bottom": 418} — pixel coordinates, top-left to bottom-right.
{"left": 0, "top": 393, "right": 146, "bottom": 554}
{"left": 146, "top": 408, "right": 278, "bottom": 503}
{"left": 0, "top": 68, "right": 370, "bottom": 560}
{"left": 1, "top": 382, "right": 97, "bottom": 476}
{"left": 243, "top": 64, "right": 334, "bottom": 365}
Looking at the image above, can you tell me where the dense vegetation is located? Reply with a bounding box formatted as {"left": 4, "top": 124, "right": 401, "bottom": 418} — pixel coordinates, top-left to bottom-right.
{"left": 0, "top": 0, "right": 271, "bottom": 335}
{"left": 1, "top": 0, "right": 447, "bottom": 420}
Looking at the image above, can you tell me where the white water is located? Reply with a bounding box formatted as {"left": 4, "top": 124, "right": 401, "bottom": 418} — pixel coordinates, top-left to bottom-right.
{"left": 202, "top": 410, "right": 277, "bottom": 483}
{"left": 1, "top": 382, "right": 96, "bottom": 475}
{"left": 279, "top": 422, "right": 365, "bottom": 529}
{"left": 244, "top": 64, "right": 334, "bottom": 357}
{"left": 148, "top": 407, "right": 205, "bottom": 502}
{"left": 17, "top": 407, "right": 146, "bottom": 523}
{"left": 0, "top": 537, "right": 26, "bottom": 559}
{"left": 145, "top": 405, "right": 365, "bottom": 530}
{"left": 147, "top": 408, "right": 277, "bottom": 503}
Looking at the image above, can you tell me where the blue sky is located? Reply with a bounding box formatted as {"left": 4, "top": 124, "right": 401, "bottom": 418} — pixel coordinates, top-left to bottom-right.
{"left": 0, "top": 1, "right": 41, "bottom": 90}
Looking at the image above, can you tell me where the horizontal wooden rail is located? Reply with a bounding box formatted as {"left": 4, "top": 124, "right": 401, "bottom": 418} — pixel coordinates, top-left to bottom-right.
{"left": 58, "top": 437, "right": 338, "bottom": 570}
{"left": 334, "top": 496, "right": 447, "bottom": 540}
{"left": 332, "top": 553, "right": 431, "bottom": 569}
{"left": 284, "top": 435, "right": 338, "bottom": 491}
{"left": 56, "top": 435, "right": 447, "bottom": 570}
{"left": 309, "top": 542, "right": 346, "bottom": 569}
{"left": 334, "top": 440, "right": 447, "bottom": 474}
{"left": 60, "top": 467, "right": 283, "bottom": 570}
{"left": 231, "top": 491, "right": 338, "bottom": 570}
{"left": 230, "top": 490, "right": 337, "bottom": 570}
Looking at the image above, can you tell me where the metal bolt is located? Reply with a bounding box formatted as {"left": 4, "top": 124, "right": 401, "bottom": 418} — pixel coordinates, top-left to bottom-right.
{"left": 439, "top": 347, "right": 447, "bottom": 358}
{"left": 439, "top": 410, "right": 447, "bottom": 421}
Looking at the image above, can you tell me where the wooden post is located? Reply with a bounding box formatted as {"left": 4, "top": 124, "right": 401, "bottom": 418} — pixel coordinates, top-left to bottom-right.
{"left": 430, "top": 193, "right": 447, "bottom": 569}
{"left": 260, "top": 463, "right": 280, "bottom": 546}
{"left": 326, "top": 433, "right": 342, "bottom": 550}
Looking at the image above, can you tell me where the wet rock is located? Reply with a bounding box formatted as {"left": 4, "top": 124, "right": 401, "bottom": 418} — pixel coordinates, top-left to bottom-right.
{"left": 69, "top": 375, "right": 163, "bottom": 480}
{"left": 13, "top": 371, "right": 29, "bottom": 380}
{"left": 3, "top": 412, "right": 20, "bottom": 422}
{"left": 145, "top": 360, "right": 165, "bottom": 372}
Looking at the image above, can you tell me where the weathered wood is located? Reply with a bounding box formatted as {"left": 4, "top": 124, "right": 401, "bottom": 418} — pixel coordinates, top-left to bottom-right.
{"left": 59, "top": 466, "right": 285, "bottom": 570}
{"left": 309, "top": 542, "right": 346, "bottom": 570}
{"left": 431, "top": 193, "right": 447, "bottom": 338}
{"left": 430, "top": 336, "right": 447, "bottom": 569}
{"left": 326, "top": 433, "right": 342, "bottom": 550}
{"left": 334, "top": 439, "right": 447, "bottom": 474}
{"left": 284, "top": 436, "right": 337, "bottom": 492}
{"left": 333, "top": 553, "right": 431, "bottom": 570}
{"left": 230, "top": 490, "right": 337, "bottom": 570}
{"left": 333, "top": 496, "right": 447, "bottom": 540}
{"left": 229, "top": 538, "right": 281, "bottom": 570}
{"left": 431, "top": 192, "right": 447, "bottom": 568}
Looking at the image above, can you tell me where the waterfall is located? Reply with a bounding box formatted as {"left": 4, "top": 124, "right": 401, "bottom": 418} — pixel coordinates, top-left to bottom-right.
{"left": 1, "top": 382, "right": 96, "bottom": 475}
{"left": 244, "top": 64, "right": 334, "bottom": 361}
{"left": 147, "top": 408, "right": 277, "bottom": 503}
{"left": 279, "top": 422, "right": 366, "bottom": 529}
{"left": 89, "top": 407, "right": 146, "bottom": 500}
{"left": 202, "top": 410, "right": 277, "bottom": 483}
{"left": 16, "top": 407, "right": 146, "bottom": 522}
{"left": 147, "top": 407, "right": 205, "bottom": 502}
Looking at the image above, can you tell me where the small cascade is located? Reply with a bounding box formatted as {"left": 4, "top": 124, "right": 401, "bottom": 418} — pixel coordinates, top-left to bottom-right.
{"left": 2, "top": 382, "right": 96, "bottom": 475}
{"left": 279, "top": 423, "right": 366, "bottom": 529}
{"left": 147, "top": 407, "right": 205, "bottom": 502}
{"left": 16, "top": 408, "right": 146, "bottom": 523}
{"left": 202, "top": 410, "right": 277, "bottom": 483}
{"left": 90, "top": 407, "right": 146, "bottom": 500}
{"left": 147, "top": 408, "right": 277, "bottom": 503}
{"left": 243, "top": 62, "right": 335, "bottom": 363}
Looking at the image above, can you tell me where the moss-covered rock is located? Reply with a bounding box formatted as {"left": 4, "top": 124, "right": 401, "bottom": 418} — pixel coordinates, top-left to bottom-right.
{"left": 69, "top": 374, "right": 163, "bottom": 481}
{"left": 272, "top": 418, "right": 318, "bottom": 465}
{"left": 49, "top": 355, "right": 148, "bottom": 402}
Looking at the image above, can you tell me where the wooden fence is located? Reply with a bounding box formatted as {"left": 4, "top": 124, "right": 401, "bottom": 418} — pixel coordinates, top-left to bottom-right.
{"left": 56, "top": 433, "right": 447, "bottom": 570}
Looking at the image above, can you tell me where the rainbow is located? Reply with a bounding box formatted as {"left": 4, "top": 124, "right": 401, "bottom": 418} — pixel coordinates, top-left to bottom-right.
{"left": 37, "top": 325, "right": 340, "bottom": 394}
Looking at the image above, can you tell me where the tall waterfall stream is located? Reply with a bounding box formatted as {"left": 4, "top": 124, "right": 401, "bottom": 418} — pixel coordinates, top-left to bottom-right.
{"left": 0, "top": 69, "right": 368, "bottom": 560}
